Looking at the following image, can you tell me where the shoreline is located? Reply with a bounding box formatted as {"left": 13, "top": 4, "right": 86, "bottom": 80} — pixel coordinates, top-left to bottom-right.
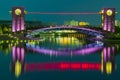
{"left": 103, "top": 39, "right": 120, "bottom": 43}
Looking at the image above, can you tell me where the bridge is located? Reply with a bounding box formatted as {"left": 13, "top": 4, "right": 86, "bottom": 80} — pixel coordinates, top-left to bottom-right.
{"left": 10, "top": 7, "right": 117, "bottom": 34}
{"left": 26, "top": 26, "right": 104, "bottom": 39}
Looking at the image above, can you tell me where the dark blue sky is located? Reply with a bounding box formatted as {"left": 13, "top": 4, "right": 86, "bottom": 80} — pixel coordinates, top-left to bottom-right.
{"left": 0, "top": 0, "right": 120, "bottom": 25}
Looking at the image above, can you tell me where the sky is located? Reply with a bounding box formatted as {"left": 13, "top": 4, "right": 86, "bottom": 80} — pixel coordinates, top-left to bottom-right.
{"left": 0, "top": 0, "right": 120, "bottom": 25}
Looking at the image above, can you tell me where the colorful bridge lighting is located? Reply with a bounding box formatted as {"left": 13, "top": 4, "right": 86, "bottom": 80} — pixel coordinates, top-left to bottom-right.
{"left": 10, "top": 7, "right": 117, "bottom": 33}
{"left": 11, "top": 46, "right": 115, "bottom": 78}
{"left": 101, "top": 8, "right": 116, "bottom": 32}
{"left": 10, "top": 7, "right": 25, "bottom": 32}
{"left": 25, "top": 62, "right": 101, "bottom": 71}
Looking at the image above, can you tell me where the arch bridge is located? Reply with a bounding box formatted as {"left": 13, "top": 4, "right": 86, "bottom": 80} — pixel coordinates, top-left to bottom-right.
{"left": 26, "top": 26, "right": 104, "bottom": 39}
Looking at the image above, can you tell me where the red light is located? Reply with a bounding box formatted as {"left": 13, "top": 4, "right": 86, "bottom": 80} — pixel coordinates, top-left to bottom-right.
{"left": 25, "top": 62, "right": 101, "bottom": 71}
{"left": 29, "top": 64, "right": 35, "bottom": 71}
{"left": 95, "top": 64, "right": 101, "bottom": 70}
{"left": 71, "top": 64, "right": 81, "bottom": 69}
{"left": 82, "top": 63, "right": 89, "bottom": 69}
{"left": 60, "top": 63, "right": 70, "bottom": 69}
{"left": 89, "top": 64, "right": 95, "bottom": 69}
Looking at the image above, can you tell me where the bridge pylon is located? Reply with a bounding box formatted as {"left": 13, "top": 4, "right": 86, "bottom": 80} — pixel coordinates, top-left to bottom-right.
{"left": 101, "top": 47, "right": 115, "bottom": 74}
{"left": 100, "top": 8, "right": 116, "bottom": 32}
{"left": 12, "top": 46, "right": 25, "bottom": 77}
{"left": 10, "top": 7, "right": 26, "bottom": 32}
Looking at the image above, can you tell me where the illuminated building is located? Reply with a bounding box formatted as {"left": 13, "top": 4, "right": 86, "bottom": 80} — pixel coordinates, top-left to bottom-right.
{"left": 79, "top": 22, "right": 89, "bottom": 26}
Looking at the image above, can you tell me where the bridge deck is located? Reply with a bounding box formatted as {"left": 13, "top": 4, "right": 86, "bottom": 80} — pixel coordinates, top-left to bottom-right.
{"left": 28, "top": 26, "right": 104, "bottom": 37}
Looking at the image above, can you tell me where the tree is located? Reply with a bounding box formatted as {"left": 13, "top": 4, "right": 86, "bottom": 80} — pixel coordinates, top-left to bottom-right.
{"left": 70, "top": 20, "right": 76, "bottom": 26}
{"left": 3, "top": 26, "right": 8, "bottom": 33}
{"left": 0, "top": 26, "right": 3, "bottom": 34}
{"left": 8, "top": 27, "right": 11, "bottom": 33}
{"left": 64, "top": 21, "right": 70, "bottom": 26}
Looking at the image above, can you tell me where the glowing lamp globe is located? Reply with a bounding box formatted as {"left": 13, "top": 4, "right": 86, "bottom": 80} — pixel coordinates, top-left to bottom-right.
{"left": 106, "top": 9, "right": 113, "bottom": 16}
{"left": 15, "top": 9, "right": 21, "bottom": 16}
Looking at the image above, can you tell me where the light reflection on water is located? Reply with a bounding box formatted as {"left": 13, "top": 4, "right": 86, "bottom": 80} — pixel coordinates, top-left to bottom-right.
{"left": 0, "top": 33, "right": 120, "bottom": 79}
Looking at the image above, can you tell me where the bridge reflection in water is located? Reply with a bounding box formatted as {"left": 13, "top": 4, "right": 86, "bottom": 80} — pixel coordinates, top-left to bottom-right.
{"left": 11, "top": 43, "right": 115, "bottom": 78}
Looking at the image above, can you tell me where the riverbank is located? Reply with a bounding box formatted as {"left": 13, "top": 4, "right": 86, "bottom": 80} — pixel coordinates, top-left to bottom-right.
{"left": 104, "top": 39, "right": 120, "bottom": 43}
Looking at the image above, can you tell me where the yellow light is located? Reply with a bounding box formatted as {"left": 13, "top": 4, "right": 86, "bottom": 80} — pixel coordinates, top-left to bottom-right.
{"left": 56, "top": 37, "right": 80, "bottom": 46}
{"left": 79, "top": 22, "right": 88, "bottom": 26}
{"left": 101, "top": 51, "right": 104, "bottom": 72}
{"left": 102, "top": 15, "right": 104, "bottom": 21}
{"left": 15, "top": 9, "right": 21, "bottom": 16}
{"left": 106, "top": 62, "right": 112, "bottom": 74}
{"left": 101, "top": 23, "right": 103, "bottom": 27}
{"left": 106, "top": 9, "right": 113, "bottom": 16}
{"left": 15, "top": 61, "right": 22, "bottom": 77}
{"left": 101, "top": 10, "right": 104, "bottom": 14}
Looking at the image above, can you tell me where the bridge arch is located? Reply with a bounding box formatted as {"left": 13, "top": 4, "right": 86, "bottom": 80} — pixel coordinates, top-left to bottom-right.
{"left": 26, "top": 26, "right": 104, "bottom": 39}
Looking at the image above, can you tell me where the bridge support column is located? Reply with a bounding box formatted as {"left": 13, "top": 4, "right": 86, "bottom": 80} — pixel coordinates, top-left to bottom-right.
{"left": 12, "top": 7, "right": 25, "bottom": 32}
{"left": 12, "top": 46, "right": 25, "bottom": 77}
{"left": 101, "top": 8, "right": 115, "bottom": 32}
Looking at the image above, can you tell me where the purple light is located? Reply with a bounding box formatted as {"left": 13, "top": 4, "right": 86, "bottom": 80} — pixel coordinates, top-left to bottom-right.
{"left": 108, "top": 47, "right": 110, "bottom": 59}
{"left": 32, "top": 27, "right": 103, "bottom": 35}
{"left": 26, "top": 45, "right": 102, "bottom": 56}
{"left": 12, "top": 7, "right": 25, "bottom": 32}
{"left": 21, "top": 16, "right": 24, "bottom": 30}
{"left": 12, "top": 17, "right": 16, "bottom": 32}
{"left": 17, "top": 17, "right": 20, "bottom": 31}
{"left": 12, "top": 46, "right": 16, "bottom": 61}
{"left": 17, "top": 47, "right": 20, "bottom": 60}
{"left": 112, "top": 46, "right": 115, "bottom": 53}
{"left": 103, "top": 8, "right": 115, "bottom": 32}
{"left": 103, "top": 48, "right": 107, "bottom": 62}
{"left": 108, "top": 24, "right": 111, "bottom": 31}
{"left": 21, "top": 48, "right": 25, "bottom": 62}
{"left": 112, "top": 28, "right": 115, "bottom": 32}
{"left": 103, "top": 20, "right": 107, "bottom": 30}
{"left": 74, "top": 47, "right": 102, "bottom": 54}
